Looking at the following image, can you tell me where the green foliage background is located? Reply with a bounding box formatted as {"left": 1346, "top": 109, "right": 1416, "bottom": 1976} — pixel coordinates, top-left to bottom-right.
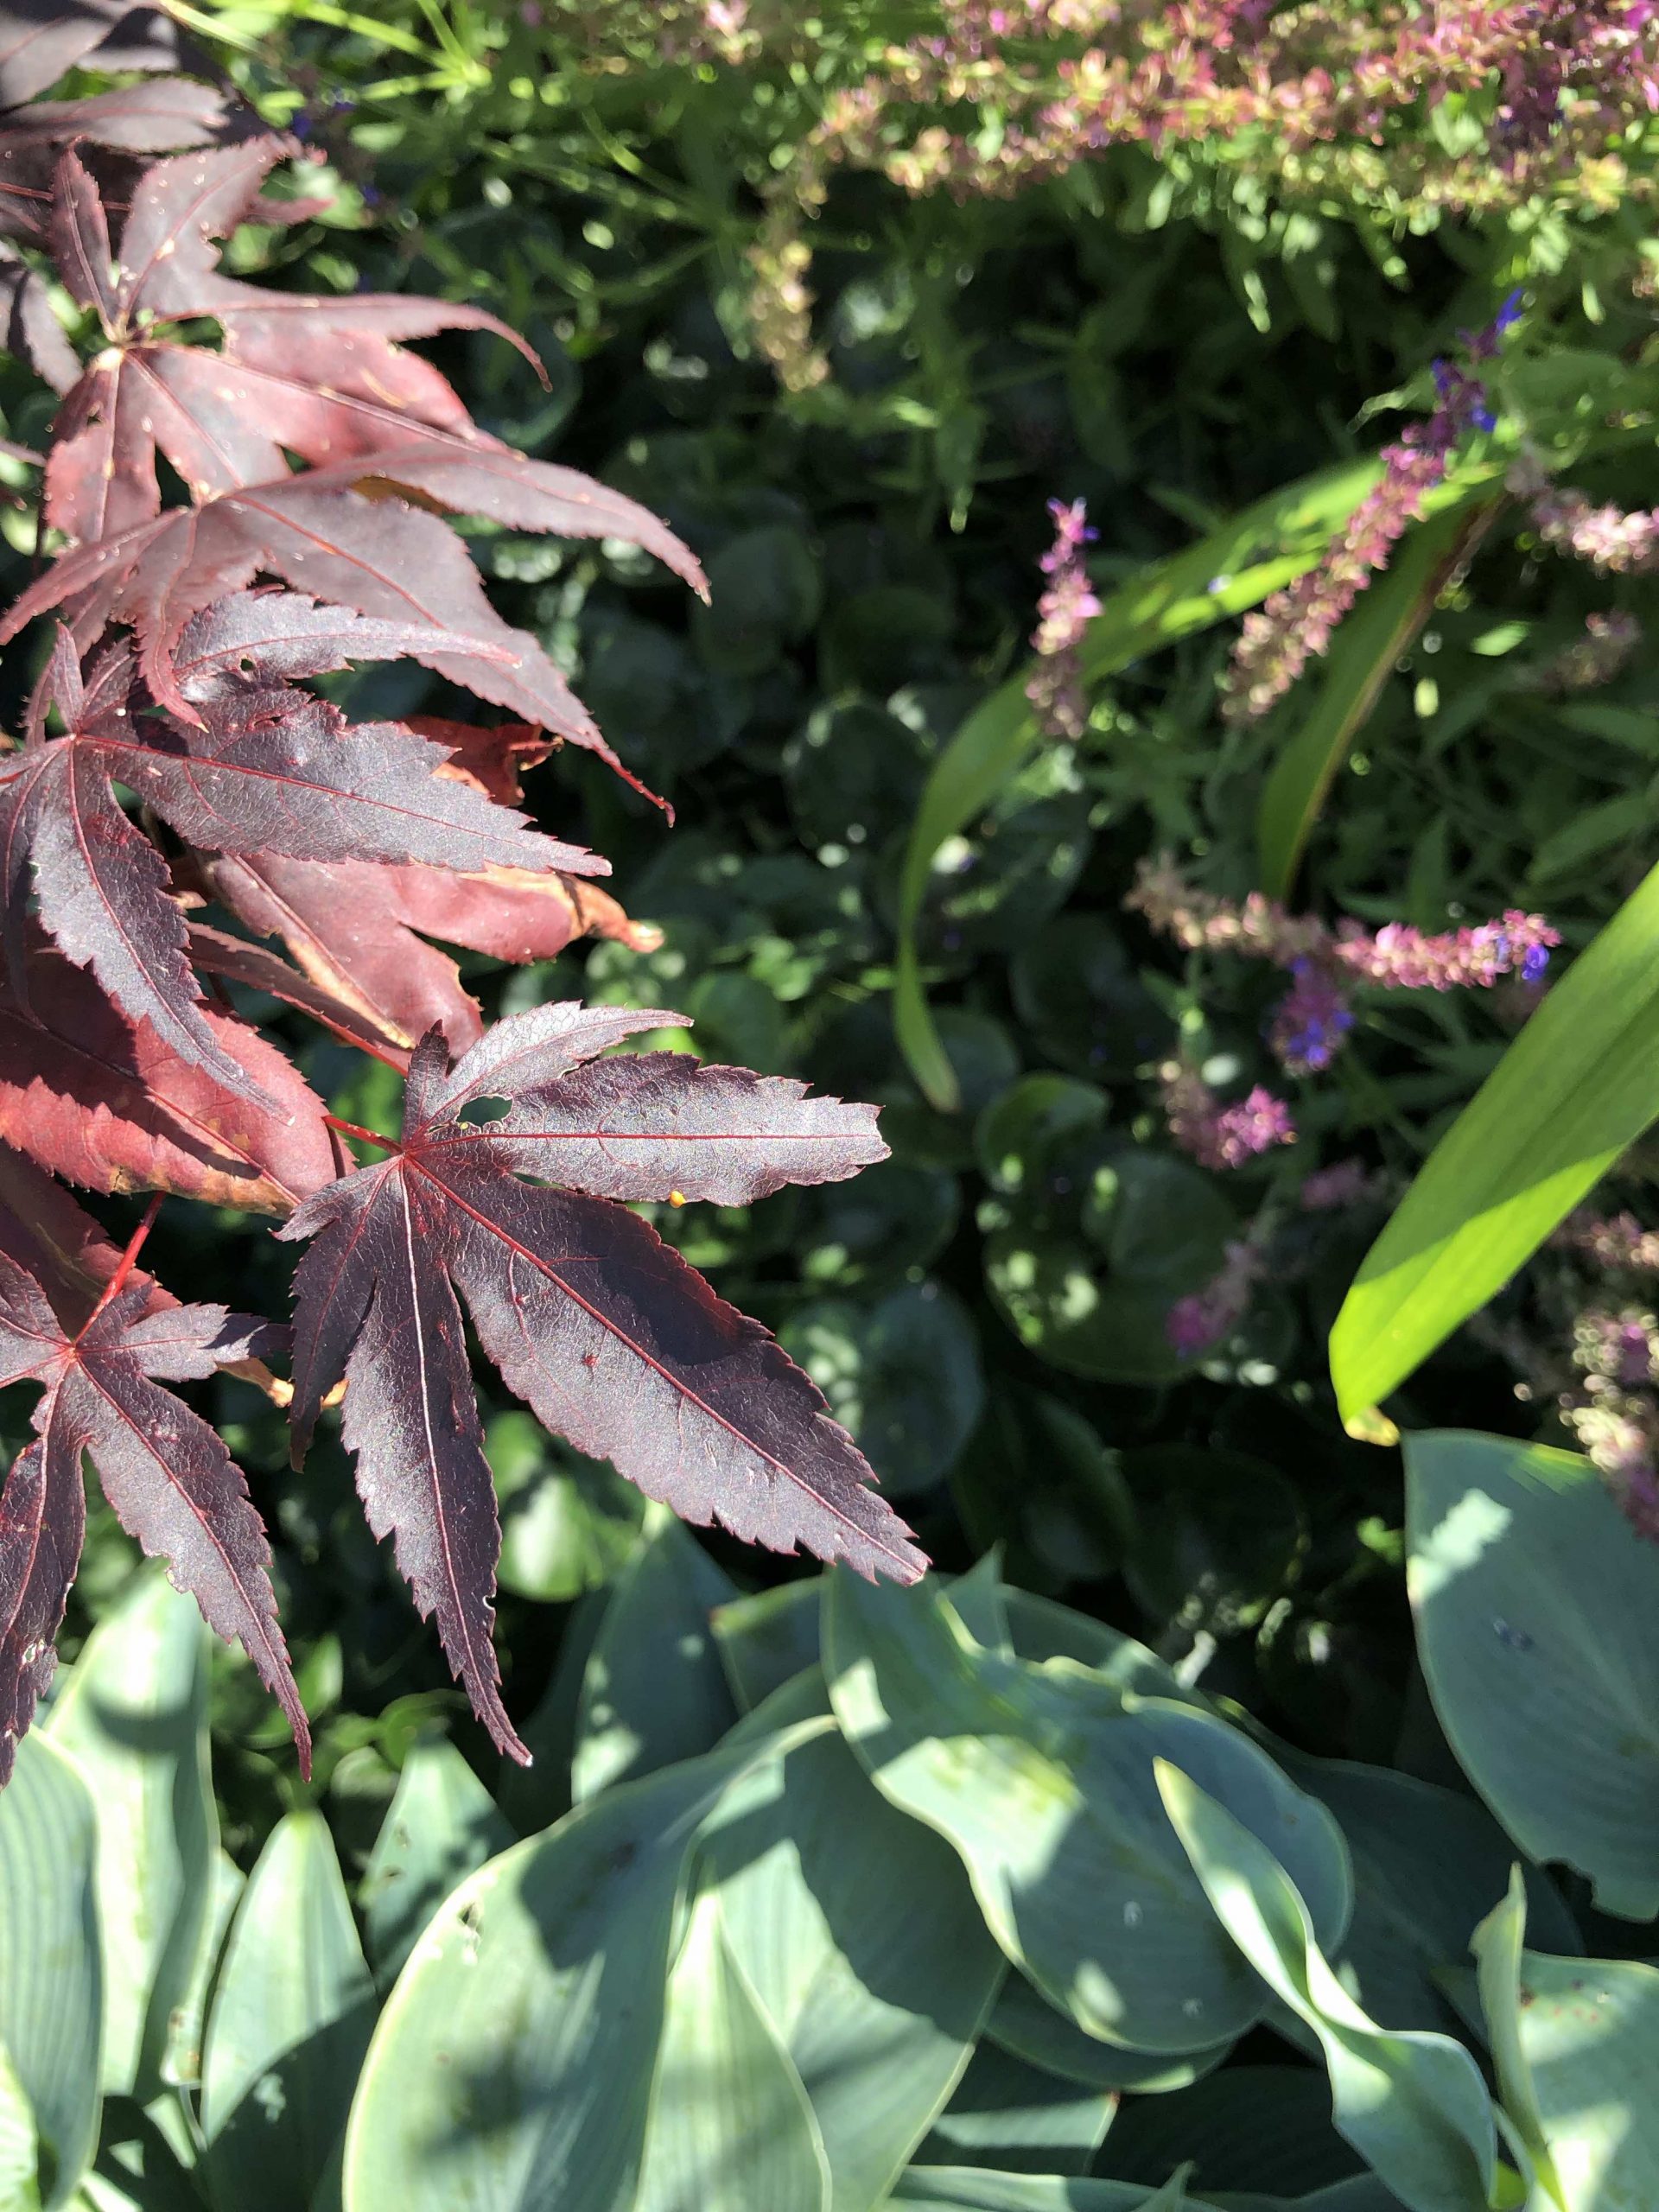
{"left": 5, "top": 3, "right": 1659, "bottom": 2208}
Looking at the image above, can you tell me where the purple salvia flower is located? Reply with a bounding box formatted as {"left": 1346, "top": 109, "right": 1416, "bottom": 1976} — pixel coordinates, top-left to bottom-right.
{"left": 1131, "top": 860, "right": 1557, "bottom": 1007}
{"left": 1268, "top": 958, "right": 1357, "bottom": 1074}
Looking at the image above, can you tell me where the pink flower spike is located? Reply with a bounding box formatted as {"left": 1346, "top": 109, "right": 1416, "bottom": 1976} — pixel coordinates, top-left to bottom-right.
{"left": 1161, "top": 1062, "right": 1296, "bottom": 1171}
{"left": 1028, "top": 494, "right": 1100, "bottom": 741}
{"left": 1166, "top": 1237, "right": 1265, "bottom": 1358}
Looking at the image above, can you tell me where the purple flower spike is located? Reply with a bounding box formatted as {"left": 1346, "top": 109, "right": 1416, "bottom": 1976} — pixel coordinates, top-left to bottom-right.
{"left": 1269, "top": 960, "right": 1357, "bottom": 1076}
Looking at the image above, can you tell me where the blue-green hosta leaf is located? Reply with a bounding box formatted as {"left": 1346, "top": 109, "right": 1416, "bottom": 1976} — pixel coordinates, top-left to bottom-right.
{"left": 1156, "top": 1763, "right": 1501, "bottom": 2212}
{"left": 890, "top": 2168, "right": 1203, "bottom": 2211}
{"left": 0, "top": 1732, "right": 99, "bottom": 2210}
{"left": 917, "top": 2040, "right": 1116, "bottom": 2177}
{"left": 824, "top": 1573, "right": 1351, "bottom": 2053}
{"left": 1279, "top": 1754, "right": 1581, "bottom": 2035}
{"left": 572, "top": 1509, "right": 739, "bottom": 1802}
{"left": 985, "top": 1970, "right": 1232, "bottom": 2093}
{"left": 200, "top": 1811, "right": 377, "bottom": 2212}
{"left": 1404, "top": 1428, "right": 1659, "bottom": 1918}
{"left": 711, "top": 1580, "right": 823, "bottom": 1713}
{"left": 341, "top": 1728, "right": 820, "bottom": 2212}
{"left": 693, "top": 1715, "right": 1004, "bottom": 2212}
{"left": 723, "top": 1667, "right": 836, "bottom": 1744}
{"left": 1473, "top": 1871, "right": 1659, "bottom": 2212}
{"left": 634, "top": 1891, "right": 829, "bottom": 2212}
{"left": 1469, "top": 1874, "right": 1560, "bottom": 2209}
{"left": 1095, "top": 2063, "right": 1363, "bottom": 2199}
{"left": 64, "top": 2111, "right": 199, "bottom": 2212}
{"left": 45, "top": 1572, "right": 213, "bottom": 2104}
{"left": 360, "top": 1737, "right": 513, "bottom": 1988}
{"left": 162, "top": 1853, "right": 244, "bottom": 2094}
{"left": 0, "top": 2041, "right": 39, "bottom": 2212}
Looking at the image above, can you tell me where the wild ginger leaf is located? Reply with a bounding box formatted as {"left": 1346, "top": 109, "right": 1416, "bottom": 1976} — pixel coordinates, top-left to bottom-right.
{"left": 0, "top": 1232, "right": 308, "bottom": 1782}
{"left": 280, "top": 1009, "right": 922, "bottom": 1757}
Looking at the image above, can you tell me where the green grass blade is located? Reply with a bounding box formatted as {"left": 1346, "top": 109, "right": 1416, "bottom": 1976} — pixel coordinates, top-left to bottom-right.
{"left": 1255, "top": 497, "right": 1501, "bottom": 901}
{"left": 1331, "top": 855, "right": 1659, "bottom": 1417}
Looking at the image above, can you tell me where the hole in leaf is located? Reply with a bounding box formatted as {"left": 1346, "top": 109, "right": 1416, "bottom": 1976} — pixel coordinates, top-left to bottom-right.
{"left": 458, "top": 1096, "right": 512, "bottom": 1127}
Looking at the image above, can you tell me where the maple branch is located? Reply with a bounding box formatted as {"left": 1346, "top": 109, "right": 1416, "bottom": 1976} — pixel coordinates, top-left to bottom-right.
{"left": 83, "top": 1192, "right": 162, "bottom": 1332}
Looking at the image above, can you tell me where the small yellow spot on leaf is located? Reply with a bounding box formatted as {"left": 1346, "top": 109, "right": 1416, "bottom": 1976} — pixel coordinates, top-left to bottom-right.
{"left": 1343, "top": 1405, "right": 1400, "bottom": 1447}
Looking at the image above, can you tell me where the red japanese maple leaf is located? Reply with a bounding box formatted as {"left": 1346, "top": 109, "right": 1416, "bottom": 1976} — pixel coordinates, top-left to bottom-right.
{"left": 0, "top": 1, "right": 211, "bottom": 110}
{"left": 202, "top": 849, "right": 653, "bottom": 1057}
{"left": 2, "top": 139, "right": 705, "bottom": 795}
{"left": 0, "top": 930, "right": 334, "bottom": 1213}
{"left": 0, "top": 612, "right": 594, "bottom": 1100}
{"left": 0, "top": 1198, "right": 308, "bottom": 1782}
{"left": 280, "top": 1006, "right": 924, "bottom": 1758}
{"left": 0, "top": 48, "right": 237, "bottom": 391}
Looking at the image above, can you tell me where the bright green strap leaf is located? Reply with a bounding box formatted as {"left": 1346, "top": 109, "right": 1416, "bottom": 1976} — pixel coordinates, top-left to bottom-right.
{"left": 46, "top": 1571, "right": 214, "bottom": 2106}
{"left": 695, "top": 1715, "right": 1004, "bottom": 2212}
{"left": 572, "top": 1507, "right": 739, "bottom": 1802}
{"left": 1330, "top": 855, "right": 1659, "bottom": 1419}
{"left": 0, "top": 1732, "right": 100, "bottom": 2210}
{"left": 1255, "top": 499, "right": 1497, "bottom": 901}
{"left": 200, "top": 1810, "right": 376, "bottom": 2212}
{"left": 635, "top": 1891, "right": 830, "bottom": 2212}
{"left": 823, "top": 1571, "right": 1350, "bottom": 2054}
{"left": 894, "top": 457, "right": 1385, "bottom": 1109}
{"left": 359, "top": 1736, "right": 513, "bottom": 1988}
{"left": 1403, "top": 1429, "right": 1659, "bottom": 1918}
{"left": 1155, "top": 1762, "right": 1500, "bottom": 2212}
{"left": 0, "top": 2034, "right": 41, "bottom": 2212}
